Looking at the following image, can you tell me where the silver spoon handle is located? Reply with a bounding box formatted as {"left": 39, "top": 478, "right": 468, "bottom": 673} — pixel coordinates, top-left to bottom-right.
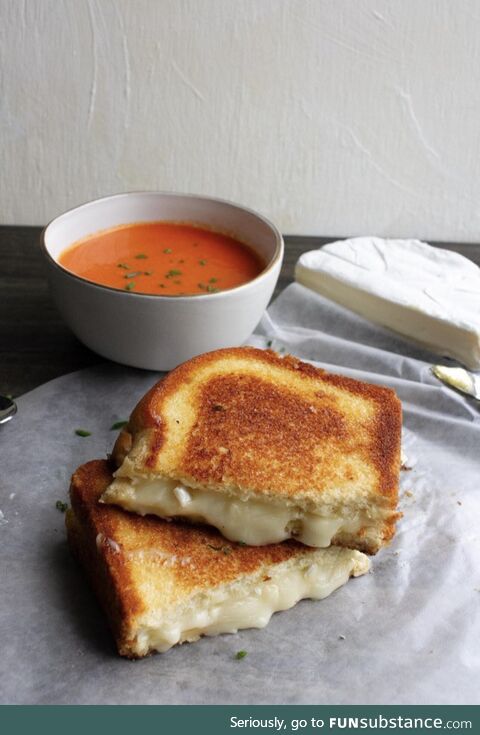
{"left": 0, "top": 395, "right": 17, "bottom": 424}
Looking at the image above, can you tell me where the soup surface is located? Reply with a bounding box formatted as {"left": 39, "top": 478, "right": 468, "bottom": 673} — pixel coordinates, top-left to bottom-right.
{"left": 58, "top": 222, "right": 264, "bottom": 296}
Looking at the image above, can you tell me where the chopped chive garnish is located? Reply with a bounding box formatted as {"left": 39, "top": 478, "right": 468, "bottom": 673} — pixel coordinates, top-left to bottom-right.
{"left": 117, "top": 263, "right": 130, "bottom": 269}
{"left": 237, "top": 540, "right": 247, "bottom": 546}
{"left": 75, "top": 429, "right": 91, "bottom": 437}
{"left": 199, "top": 259, "right": 207, "bottom": 266}
{"left": 124, "top": 271, "right": 142, "bottom": 278}
{"left": 165, "top": 269, "right": 182, "bottom": 278}
{"left": 163, "top": 248, "right": 172, "bottom": 253}
{"left": 55, "top": 500, "right": 68, "bottom": 512}
{"left": 209, "top": 277, "right": 218, "bottom": 283}
{"left": 125, "top": 282, "right": 135, "bottom": 291}
{"left": 266, "top": 340, "right": 273, "bottom": 348}
{"left": 135, "top": 253, "right": 147, "bottom": 259}
{"left": 235, "top": 650, "right": 248, "bottom": 660}
{"left": 110, "top": 420, "right": 128, "bottom": 430}
{"left": 206, "top": 285, "right": 219, "bottom": 293}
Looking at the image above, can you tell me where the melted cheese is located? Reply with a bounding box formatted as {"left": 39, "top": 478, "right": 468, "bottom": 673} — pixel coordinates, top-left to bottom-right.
{"left": 105, "top": 477, "right": 368, "bottom": 547}
{"left": 135, "top": 548, "right": 369, "bottom": 654}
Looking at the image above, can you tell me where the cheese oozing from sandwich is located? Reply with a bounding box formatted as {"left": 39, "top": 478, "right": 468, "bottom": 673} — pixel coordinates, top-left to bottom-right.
{"left": 101, "top": 476, "right": 374, "bottom": 547}
{"left": 131, "top": 547, "right": 370, "bottom": 654}
{"left": 68, "top": 459, "right": 372, "bottom": 658}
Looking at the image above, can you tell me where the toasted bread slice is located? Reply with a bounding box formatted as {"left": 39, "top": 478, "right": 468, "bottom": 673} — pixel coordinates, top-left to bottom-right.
{"left": 68, "top": 460, "right": 370, "bottom": 658}
{"left": 102, "top": 347, "right": 402, "bottom": 554}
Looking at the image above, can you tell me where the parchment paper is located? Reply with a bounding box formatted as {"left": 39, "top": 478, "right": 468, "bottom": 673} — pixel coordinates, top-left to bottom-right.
{"left": 1, "top": 283, "right": 479, "bottom": 704}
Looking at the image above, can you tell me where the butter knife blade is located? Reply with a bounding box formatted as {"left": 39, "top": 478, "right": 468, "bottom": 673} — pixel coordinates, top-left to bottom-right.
{"left": 432, "top": 365, "right": 480, "bottom": 400}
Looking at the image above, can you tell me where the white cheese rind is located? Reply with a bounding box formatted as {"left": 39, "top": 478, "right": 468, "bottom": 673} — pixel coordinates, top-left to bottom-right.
{"left": 135, "top": 548, "right": 370, "bottom": 654}
{"left": 295, "top": 237, "right": 480, "bottom": 369}
{"left": 104, "top": 476, "right": 369, "bottom": 547}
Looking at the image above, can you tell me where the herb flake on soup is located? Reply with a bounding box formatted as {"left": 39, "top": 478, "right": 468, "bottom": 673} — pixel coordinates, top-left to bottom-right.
{"left": 58, "top": 222, "right": 264, "bottom": 296}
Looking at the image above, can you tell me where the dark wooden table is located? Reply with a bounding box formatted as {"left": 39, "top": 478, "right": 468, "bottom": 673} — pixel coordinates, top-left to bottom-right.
{"left": 2, "top": 225, "right": 479, "bottom": 396}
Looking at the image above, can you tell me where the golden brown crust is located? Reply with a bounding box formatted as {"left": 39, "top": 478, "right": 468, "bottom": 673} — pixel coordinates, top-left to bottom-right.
{"left": 114, "top": 347, "right": 402, "bottom": 514}
{"left": 69, "top": 459, "right": 343, "bottom": 656}
{"left": 68, "top": 460, "right": 145, "bottom": 654}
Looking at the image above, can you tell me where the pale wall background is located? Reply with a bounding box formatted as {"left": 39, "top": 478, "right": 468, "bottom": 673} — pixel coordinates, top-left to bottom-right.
{"left": 2, "top": 0, "right": 480, "bottom": 239}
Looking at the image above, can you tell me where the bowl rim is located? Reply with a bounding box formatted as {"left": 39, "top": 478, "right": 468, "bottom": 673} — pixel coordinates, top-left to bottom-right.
{"left": 40, "top": 191, "right": 284, "bottom": 301}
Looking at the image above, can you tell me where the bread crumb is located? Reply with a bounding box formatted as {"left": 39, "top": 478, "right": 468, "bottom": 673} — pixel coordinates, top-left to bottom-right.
{"left": 404, "top": 490, "right": 413, "bottom": 498}
{"left": 457, "top": 501, "right": 462, "bottom": 506}
{"left": 338, "top": 634, "right": 346, "bottom": 641}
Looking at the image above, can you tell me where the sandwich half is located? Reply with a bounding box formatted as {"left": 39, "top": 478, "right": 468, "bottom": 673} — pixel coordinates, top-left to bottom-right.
{"left": 67, "top": 459, "right": 370, "bottom": 658}
{"left": 102, "top": 347, "right": 402, "bottom": 554}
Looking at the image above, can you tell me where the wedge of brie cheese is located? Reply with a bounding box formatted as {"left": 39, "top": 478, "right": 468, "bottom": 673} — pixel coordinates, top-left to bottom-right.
{"left": 295, "top": 237, "right": 480, "bottom": 370}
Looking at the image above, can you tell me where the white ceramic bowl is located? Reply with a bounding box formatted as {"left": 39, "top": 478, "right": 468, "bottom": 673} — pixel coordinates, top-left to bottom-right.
{"left": 41, "top": 192, "right": 284, "bottom": 370}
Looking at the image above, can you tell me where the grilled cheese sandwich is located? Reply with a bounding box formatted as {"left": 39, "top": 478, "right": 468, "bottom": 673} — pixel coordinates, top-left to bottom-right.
{"left": 102, "top": 348, "right": 402, "bottom": 554}
{"left": 68, "top": 460, "right": 370, "bottom": 657}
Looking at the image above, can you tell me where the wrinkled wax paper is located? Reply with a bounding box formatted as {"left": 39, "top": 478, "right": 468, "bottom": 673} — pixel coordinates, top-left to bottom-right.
{"left": 1, "top": 283, "right": 479, "bottom": 704}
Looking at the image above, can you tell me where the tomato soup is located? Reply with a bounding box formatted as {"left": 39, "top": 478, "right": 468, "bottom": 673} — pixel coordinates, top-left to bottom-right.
{"left": 58, "top": 222, "right": 264, "bottom": 296}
